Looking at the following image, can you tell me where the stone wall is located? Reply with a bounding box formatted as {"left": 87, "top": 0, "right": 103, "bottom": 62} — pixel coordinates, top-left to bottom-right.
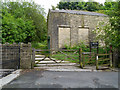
{"left": 48, "top": 10, "right": 109, "bottom": 49}
{"left": 1, "top": 43, "right": 20, "bottom": 69}
{"left": 1, "top": 43, "right": 34, "bottom": 69}
{"left": 48, "top": 12, "right": 71, "bottom": 49}
{"left": 20, "top": 43, "right": 32, "bottom": 69}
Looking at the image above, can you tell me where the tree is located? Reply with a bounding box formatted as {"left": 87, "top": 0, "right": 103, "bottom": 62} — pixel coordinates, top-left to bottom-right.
{"left": 2, "top": 8, "right": 35, "bottom": 43}
{"left": 93, "top": 1, "right": 120, "bottom": 67}
{"left": 57, "top": 0, "right": 102, "bottom": 11}
{"left": 85, "top": 1, "right": 100, "bottom": 11}
{"left": 94, "top": 1, "right": 120, "bottom": 49}
{"left": 2, "top": 1, "right": 47, "bottom": 43}
{"left": 56, "top": 0, "right": 118, "bottom": 13}
{"left": 0, "top": 8, "right": 2, "bottom": 43}
{"left": 51, "top": 5, "right": 56, "bottom": 10}
{"left": 77, "top": 2, "right": 86, "bottom": 10}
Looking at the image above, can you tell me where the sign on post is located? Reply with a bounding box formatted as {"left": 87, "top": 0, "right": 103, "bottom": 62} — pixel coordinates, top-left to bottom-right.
{"left": 90, "top": 42, "right": 99, "bottom": 54}
{"left": 90, "top": 42, "right": 98, "bottom": 48}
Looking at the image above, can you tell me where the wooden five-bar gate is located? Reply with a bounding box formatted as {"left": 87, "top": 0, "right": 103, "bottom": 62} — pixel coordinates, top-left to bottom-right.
{"left": 33, "top": 49, "right": 79, "bottom": 64}
{"left": 33, "top": 48, "right": 113, "bottom": 70}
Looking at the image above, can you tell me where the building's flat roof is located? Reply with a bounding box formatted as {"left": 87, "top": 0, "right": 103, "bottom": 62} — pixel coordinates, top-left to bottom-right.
{"left": 50, "top": 9, "right": 108, "bottom": 17}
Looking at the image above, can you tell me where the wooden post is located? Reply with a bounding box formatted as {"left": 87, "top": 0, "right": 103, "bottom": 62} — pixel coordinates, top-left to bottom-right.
{"left": 97, "top": 42, "right": 99, "bottom": 54}
{"left": 31, "top": 48, "right": 35, "bottom": 69}
{"left": 49, "top": 49, "right": 51, "bottom": 58}
{"left": 79, "top": 48, "right": 80, "bottom": 64}
{"left": 90, "top": 42, "right": 92, "bottom": 62}
{"left": 95, "top": 54, "right": 99, "bottom": 70}
{"left": 110, "top": 53, "right": 112, "bottom": 68}
{"left": 79, "top": 48, "right": 83, "bottom": 68}
{"left": 83, "top": 54, "right": 85, "bottom": 67}
{"left": 109, "top": 45, "right": 113, "bottom": 68}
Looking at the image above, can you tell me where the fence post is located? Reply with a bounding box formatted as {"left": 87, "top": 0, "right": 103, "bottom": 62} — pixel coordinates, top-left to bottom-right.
{"left": 79, "top": 48, "right": 83, "bottom": 68}
{"left": 110, "top": 53, "right": 112, "bottom": 68}
{"left": 49, "top": 49, "right": 52, "bottom": 58}
{"left": 95, "top": 54, "right": 98, "bottom": 70}
{"left": 31, "top": 48, "right": 35, "bottom": 69}
{"left": 83, "top": 54, "right": 85, "bottom": 67}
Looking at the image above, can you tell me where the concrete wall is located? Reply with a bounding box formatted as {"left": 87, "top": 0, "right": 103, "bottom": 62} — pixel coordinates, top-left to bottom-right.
{"left": 48, "top": 10, "right": 109, "bottom": 49}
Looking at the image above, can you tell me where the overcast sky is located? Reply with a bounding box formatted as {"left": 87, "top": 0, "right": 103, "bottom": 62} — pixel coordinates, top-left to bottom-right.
{"left": 34, "top": 0, "right": 106, "bottom": 14}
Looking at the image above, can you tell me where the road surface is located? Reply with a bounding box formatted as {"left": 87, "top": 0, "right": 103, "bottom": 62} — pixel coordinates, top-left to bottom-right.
{"left": 2, "top": 70, "right": 119, "bottom": 89}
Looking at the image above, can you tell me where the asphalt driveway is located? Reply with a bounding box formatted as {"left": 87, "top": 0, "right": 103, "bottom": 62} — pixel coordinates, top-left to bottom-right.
{"left": 2, "top": 69, "right": 119, "bottom": 89}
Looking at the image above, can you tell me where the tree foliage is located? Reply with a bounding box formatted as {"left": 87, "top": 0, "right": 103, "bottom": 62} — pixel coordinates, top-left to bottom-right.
{"left": 2, "top": 8, "right": 35, "bottom": 43}
{"left": 56, "top": 0, "right": 117, "bottom": 13}
{"left": 94, "top": 1, "right": 120, "bottom": 49}
{"left": 2, "top": 1, "right": 47, "bottom": 43}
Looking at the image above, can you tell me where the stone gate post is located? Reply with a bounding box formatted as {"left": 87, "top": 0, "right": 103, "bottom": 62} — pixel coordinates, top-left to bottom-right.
{"left": 20, "top": 43, "right": 32, "bottom": 69}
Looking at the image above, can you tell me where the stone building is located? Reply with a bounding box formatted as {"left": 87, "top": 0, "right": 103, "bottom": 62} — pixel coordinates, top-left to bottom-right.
{"left": 48, "top": 9, "right": 108, "bottom": 49}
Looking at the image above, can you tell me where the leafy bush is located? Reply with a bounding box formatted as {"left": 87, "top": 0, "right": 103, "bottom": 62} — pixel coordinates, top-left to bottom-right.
{"left": 2, "top": 9, "right": 35, "bottom": 44}
{"left": 2, "top": 1, "right": 47, "bottom": 43}
{"left": 64, "top": 41, "right": 111, "bottom": 54}
{"left": 64, "top": 42, "right": 89, "bottom": 52}
{"left": 32, "top": 40, "right": 47, "bottom": 49}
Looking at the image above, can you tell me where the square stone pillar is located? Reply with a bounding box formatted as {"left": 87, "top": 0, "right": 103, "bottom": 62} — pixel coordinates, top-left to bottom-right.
{"left": 20, "top": 43, "right": 32, "bottom": 69}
